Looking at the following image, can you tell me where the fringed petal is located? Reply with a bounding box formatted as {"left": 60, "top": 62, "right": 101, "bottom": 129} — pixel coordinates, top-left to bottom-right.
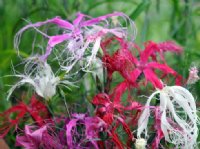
{"left": 137, "top": 86, "right": 199, "bottom": 148}
{"left": 143, "top": 69, "right": 163, "bottom": 89}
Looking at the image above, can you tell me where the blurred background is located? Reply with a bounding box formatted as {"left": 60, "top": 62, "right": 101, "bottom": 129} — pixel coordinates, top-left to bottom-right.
{"left": 0, "top": 0, "right": 200, "bottom": 147}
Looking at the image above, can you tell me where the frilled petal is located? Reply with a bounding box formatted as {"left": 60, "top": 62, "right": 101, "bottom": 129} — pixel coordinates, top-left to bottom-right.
{"left": 147, "top": 62, "right": 183, "bottom": 85}
{"left": 143, "top": 68, "right": 163, "bottom": 89}
{"left": 66, "top": 119, "right": 79, "bottom": 148}
{"left": 14, "top": 17, "right": 73, "bottom": 51}
{"left": 137, "top": 86, "right": 199, "bottom": 148}
{"left": 157, "top": 41, "right": 182, "bottom": 53}
{"left": 140, "top": 41, "right": 159, "bottom": 63}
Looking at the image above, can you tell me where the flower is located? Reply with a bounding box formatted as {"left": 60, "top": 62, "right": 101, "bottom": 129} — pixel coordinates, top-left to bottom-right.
{"left": 16, "top": 124, "right": 64, "bottom": 149}
{"left": 7, "top": 58, "right": 73, "bottom": 100}
{"left": 137, "top": 86, "right": 199, "bottom": 148}
{"left": 187, "top": 66, "right": 199, "bottom": 85}
{"left": 14, "top": 12, "right": 136, "bottom": 72}
{"left": 101, "top": 37, "right": 182, "bottom": 89}
{"left": 92, "top": 81, "right": 129, "bottom": 124}
{"left": 140, "top": 40, "right": 182, "bottom": 63}
{"left": 135, "top": 138, "right": 147, "bottom": 149}
{"left": 0, "top": 96, "right": 50, "bottom": 138}
{"left": 16, "top": 125, "right": 48, "bottom": 149}
{"left": 65, "top": 114, "right": 106, "bottom": 149}
{"left": 92, "top": 81, "right": 141, "bottom": 148}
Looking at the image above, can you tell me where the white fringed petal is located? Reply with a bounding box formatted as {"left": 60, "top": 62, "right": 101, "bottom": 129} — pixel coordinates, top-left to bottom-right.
{"left": 137, "top": 86, "right": 199, "bottom": 148}
{"left": 7, "top": 61, "right": 71, "bottom": 100}
{"left": 137, "top": 91, "right": 159, "bottom": 138}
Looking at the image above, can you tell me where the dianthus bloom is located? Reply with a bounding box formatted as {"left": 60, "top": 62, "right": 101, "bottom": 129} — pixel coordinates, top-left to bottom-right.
{"left": 187, "top": 66, "right": 199, "bottom": 85}
{"left": 0, "top": 96, "right": 50, "bottom": 138}
{"left": 15, "top": 12, "right": 136, "bottom": 71}
{"left": 101, "top": 37, "right": 182, "bottom": 89}
{"left": 137, "top": 85, "right": 199, "bottom": 148}
{"left": 7, "top": 58, "right": 73, "bottom": 100}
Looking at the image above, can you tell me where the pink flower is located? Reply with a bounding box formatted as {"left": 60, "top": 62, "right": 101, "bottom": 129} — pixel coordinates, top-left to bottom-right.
{"left": 187, "top": 66, "right": 199, "bottom": 84}
{"left": 15, "top": 12, "right": 136, "bottom": 71}
{"left": 16, "top": 124, "right": 64, "bottom": 149}
{"left": 66, "top": 114, "right": 105, "bottom": 149}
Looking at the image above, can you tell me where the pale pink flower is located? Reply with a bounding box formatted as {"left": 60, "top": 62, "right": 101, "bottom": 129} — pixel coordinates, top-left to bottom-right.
{"left": 187, "top": 66, "right": 199, "bottom": 85}
{"left": 14, "top": 12, "right": 136, "bottom": 72}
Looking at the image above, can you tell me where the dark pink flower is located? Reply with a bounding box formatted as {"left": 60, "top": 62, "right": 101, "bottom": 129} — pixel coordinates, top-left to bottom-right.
{"left": 16, "top": 125, "right": 64, "bottom": 149}
{"left": 65, "top": 113, "right": 106, "bottom": 149}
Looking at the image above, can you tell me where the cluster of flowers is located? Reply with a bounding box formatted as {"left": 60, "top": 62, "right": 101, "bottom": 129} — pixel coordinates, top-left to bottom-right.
{"left": 0, "top": 12, "right": 199, "bottom": 149}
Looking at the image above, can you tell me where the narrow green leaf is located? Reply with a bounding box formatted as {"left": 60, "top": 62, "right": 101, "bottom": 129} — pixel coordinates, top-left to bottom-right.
{"left": 130, "top": 0, "right": 151, "bottom": 19}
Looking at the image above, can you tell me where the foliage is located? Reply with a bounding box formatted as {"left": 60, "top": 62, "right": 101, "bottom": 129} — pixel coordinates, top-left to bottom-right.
{"left": 0, "top": 0, "right": 200, "bottom": 148}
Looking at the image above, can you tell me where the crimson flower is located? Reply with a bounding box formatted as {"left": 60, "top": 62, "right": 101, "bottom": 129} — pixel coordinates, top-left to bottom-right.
{"left": 101, "top": 37, "right": 182, "bottom": 89}
{"left": 0, "top": 96, "right": 50, "bottom": 138}
{"left": 92, "top": 81, "right": 142, "bottom": 148}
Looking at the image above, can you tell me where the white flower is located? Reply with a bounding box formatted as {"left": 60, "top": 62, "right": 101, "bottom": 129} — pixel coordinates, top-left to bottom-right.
{"left": 7, "top": 59, "right": 72, "bottom": 100}
{"left": 137, "top": 86, "right": 199, "bottom": 148}
{"left": 135, "top": 138, "right": 147, "bottom": 149}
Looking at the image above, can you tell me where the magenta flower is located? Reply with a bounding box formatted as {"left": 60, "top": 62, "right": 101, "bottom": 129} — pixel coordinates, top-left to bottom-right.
{"left": 15, "top": 12, "right": 136, "bottom": 71}
{"left": 16, "top": 125, "right": 64, "bottom": 149}
{"left": 65, "top": 113, "right": 106, "bottom": 149}
{"left": 16, "top": 125, "right": 48, "bottom": 149}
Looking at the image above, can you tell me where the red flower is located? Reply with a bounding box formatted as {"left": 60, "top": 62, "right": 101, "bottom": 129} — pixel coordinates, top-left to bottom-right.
{"left": 92, "top": 81, "right": 142, "bottom": 148}
{"left": 0, "top": 95, "right": 50, "bottom": 138}
{"left": 101, "top": 37, "right": 182, "bottom": 89}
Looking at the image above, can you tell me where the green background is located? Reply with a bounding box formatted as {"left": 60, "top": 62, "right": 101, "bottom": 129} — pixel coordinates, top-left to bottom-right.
{"left": 0, "top": 0, "right": 200, "bottom": 147}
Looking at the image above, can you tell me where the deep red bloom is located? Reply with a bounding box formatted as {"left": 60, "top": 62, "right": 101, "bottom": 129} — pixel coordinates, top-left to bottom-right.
{"left": 92, "top": 81, "right": 143, "bottom": 148}
{"left": 101, "top": 37, "right": 182, "bottom": 89}
{"left": 0, "top": 96, "right": 50, "bottom": 138}
{"left": 92, "top": 81, "right": 129, "bottom": 124}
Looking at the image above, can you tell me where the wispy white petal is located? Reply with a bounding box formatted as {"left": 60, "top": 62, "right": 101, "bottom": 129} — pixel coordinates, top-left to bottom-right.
{"left": 137, "top": 86, "right": 199, "bottom": 148}
{"left": 7, "top": 60, "right": 73, "bottom": 100}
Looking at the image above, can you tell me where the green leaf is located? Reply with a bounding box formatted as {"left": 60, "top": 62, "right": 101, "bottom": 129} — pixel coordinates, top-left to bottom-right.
{"left": 88, "top": 0, "right": 136, "bottom": 12}
{"left": 130, "top": 0, "right": 151, "bottom": 19}
{"left": 0, "top": 50, "right": 29, "bottom": 71}
{"left": 96, "top": 75, "right": 102, "bottom": 92}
